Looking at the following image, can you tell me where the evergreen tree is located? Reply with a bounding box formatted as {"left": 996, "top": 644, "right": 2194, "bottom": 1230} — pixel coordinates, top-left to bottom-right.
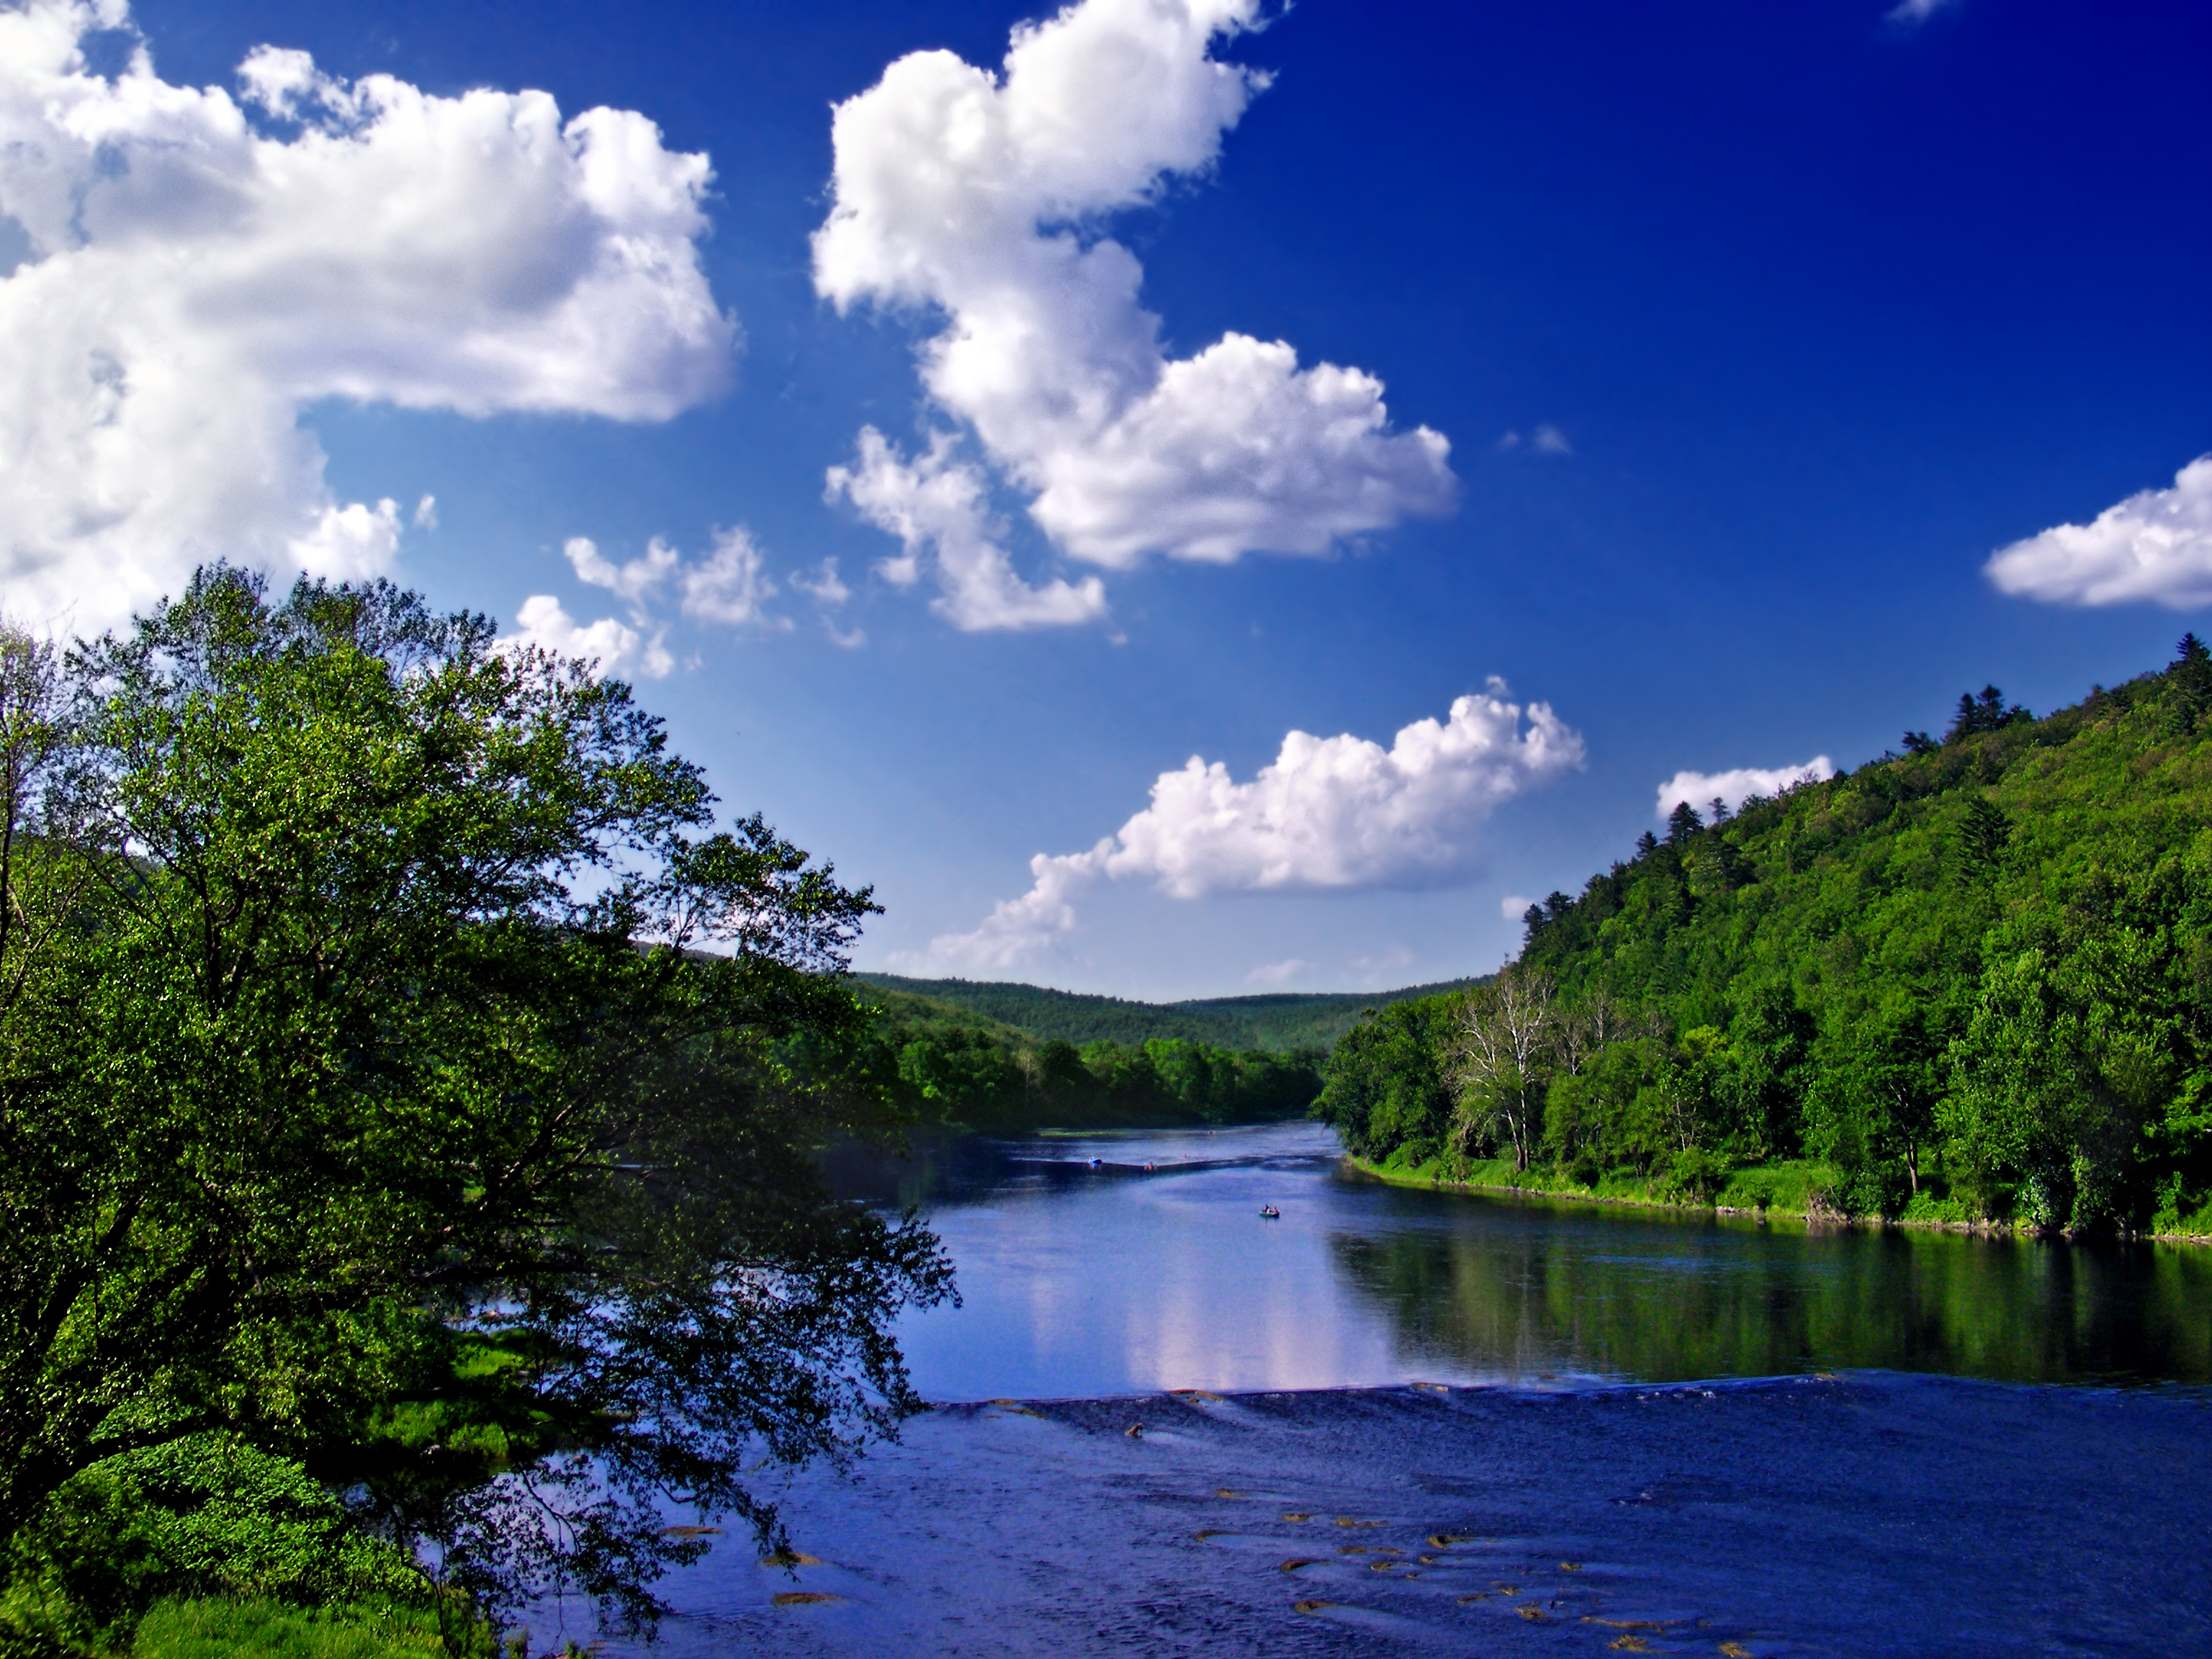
{"left": 1946, "top": 684, "right": 2031, "bottom": 743}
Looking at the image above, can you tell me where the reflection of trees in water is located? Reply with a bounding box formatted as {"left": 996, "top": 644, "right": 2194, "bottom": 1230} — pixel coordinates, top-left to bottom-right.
{"left": 1327, "top": 1209, "right": 2212, "bottom": 1385}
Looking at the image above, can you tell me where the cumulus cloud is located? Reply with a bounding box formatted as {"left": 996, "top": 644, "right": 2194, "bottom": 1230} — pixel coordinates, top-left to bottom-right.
{"left": 679, "top": 528, "right": 790, "bottom": 630}
{"left": 0, "top": 0, "right": 733, "bottom": 632}
{"left": 909, "top": 685, "right": 1583, "bottom": 972}
{"left": 827, "top": 429, "right": 1107, "bottom": 630}
{"left": 513, "top": 525, "right": 788, "bottom": 677}
{"left": 1246, "top": 958, "right": 1312, "bottom": 987}
{"left": 500, "top": 594, "right": 673, "bottom": 681}
{"left": 791, "top": 557, "right": 851, "bottom": 608}
{"left": 814, "top": 0, "right": 1455, "bottom": 628}
{"left": 567, "top": 535, "right": 678, "bottom": 607}
{"left": 1984, "top": 457, "right": 2212, "bottom": 610}
{"left": 1500, "top": 894, "right": 1534, "bottom": 922}
{"left": 1655, "top": 756, "right": 1835, "bottom": 822}
{"left": 790, "top": 556, "right": 866, "bottom": 647}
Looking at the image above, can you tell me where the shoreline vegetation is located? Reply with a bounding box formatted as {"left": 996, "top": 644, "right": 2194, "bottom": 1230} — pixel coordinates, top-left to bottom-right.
{"left": 844, "top": 977, "right": 1475, "bottom": 1135}
{"left": 1341, "top": 1153, "right": 2212, "bottom": 1247}
{"left": 1313, "top": 646, "right": 2212, "bottom": 1249}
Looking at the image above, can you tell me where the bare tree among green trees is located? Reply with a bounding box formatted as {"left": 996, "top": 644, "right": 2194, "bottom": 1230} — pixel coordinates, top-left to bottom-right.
{"left": 1448, "top": 966, "right": 1557, "bottom": 1173}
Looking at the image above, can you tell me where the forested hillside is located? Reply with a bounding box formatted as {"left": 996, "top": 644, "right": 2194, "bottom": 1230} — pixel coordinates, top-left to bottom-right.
{"left": 834, "top": 981, "right": 1325, "bottom": 1129}
{"left": 859, "top": 974, "right": 1485, "bottom": 1050}
{"left": 1317, "top": 644, "right": 2212, "bottom": 1236}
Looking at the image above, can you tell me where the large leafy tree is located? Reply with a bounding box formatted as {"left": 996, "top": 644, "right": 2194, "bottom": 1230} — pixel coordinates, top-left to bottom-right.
{"left": 0, "top": 569, "right": 951, "bottom": 1637}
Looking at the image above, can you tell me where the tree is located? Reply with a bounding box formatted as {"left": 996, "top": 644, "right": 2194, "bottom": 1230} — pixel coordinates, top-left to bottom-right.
{"left": 1553, "top": 982, "right": 1638, "bottom": 1079}
{"left": 1945, "top": 684, "right": 2030, "bottom": 743}
{"left": 1956, "top": 796, "right": 2012, "bottom": 884}
{"left": 0, "top": 570, "right": 953, "bottom": 1643}
{"left": 1313, "top": 997, "right": 1457, "bottom": 1164}
{"left": 1449, "top": 966, "right": 1557, "bottom": 1172}
{"left": 2170, "top": 633, "right": 2212, "bottom": 732}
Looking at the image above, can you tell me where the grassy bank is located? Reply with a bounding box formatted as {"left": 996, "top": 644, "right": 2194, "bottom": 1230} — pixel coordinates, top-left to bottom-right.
{"left": 1346, "top": 1152, "right": 2212, "bottom": 1242}
{"left": 81, "top": 1597, "right": 460, "bottom": 1658}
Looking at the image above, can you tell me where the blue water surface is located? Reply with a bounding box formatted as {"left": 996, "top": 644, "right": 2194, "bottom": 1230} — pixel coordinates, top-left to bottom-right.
{"left": 580, "top": 1123, "right": 2212, "bottom": 1658}
{"left": 840, "top": 1122, "right": 2212, "bottom": 1398}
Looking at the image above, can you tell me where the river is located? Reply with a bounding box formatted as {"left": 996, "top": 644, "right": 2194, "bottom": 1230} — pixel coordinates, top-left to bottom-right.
{"left": 843, "top": 1120, "right": 2212, "bottom": 1395}
{"left": 588, "top": 1122, "right": 2212, "bottom": 1658}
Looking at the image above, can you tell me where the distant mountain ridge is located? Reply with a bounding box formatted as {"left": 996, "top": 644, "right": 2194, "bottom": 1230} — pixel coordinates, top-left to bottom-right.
{"left": 854, "top": 974, "right": 1491, "bottom": 1052}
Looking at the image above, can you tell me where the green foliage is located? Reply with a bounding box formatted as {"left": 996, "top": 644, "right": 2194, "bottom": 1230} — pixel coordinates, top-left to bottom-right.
{"left": 1309, "top": 996, "right": 1461, "bottom": 1164}
{"left": 12, "top": 1436, "right": 417, "bottom": 1629}
{"left": 1321, "top": 652, "right": 2212, "bottom": 1231}
{"left": 828, "top": 988, "right": 1326, "bottom": 1129}
{"left": 1946, "top": 683, "right": 2033, "bottom": 743}
{"left": 857, "top": 974, "right": 1485, "bottom": 1051}
{"left": 0, "top": 570, "right": 952, "bottom": 1650}
{"left": 130, "top": 1598, "right": 455, "bottom": 1659}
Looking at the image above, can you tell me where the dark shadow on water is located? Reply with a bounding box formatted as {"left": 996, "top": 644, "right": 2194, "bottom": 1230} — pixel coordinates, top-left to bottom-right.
{"left": 1324, "top": 1176, "right": 2212, "bottom": 1387}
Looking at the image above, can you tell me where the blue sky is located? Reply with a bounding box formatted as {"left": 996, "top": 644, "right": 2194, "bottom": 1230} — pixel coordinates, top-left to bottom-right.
{"left": 4, "top": 0, "right": 2208, "bottom": 997}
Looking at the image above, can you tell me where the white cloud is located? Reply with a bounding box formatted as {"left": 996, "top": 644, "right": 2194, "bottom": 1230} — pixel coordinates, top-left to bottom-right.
{"left": 292, "top": 498, "right": 405, "bottom": 583}
{"left": 909, "top": 684, "right": 1583, "bottom": 971}
{"left": 1984, "top": 457, "right": 2212, "bottom": 610}
{"left": 791, "top": 557, "right": 852, "bottom": 608}
{"left": 1498, "top": 424, "right": 1572, "bottom": 456}
{"left": 906, "top": 844, "right": 1108, "bottom": 974}
{"left": 791, "top": 556, "right": 864, "bottom": 647}
{"left": 537, "top": 526, "right": 793, "bottom": 661}
{"left": 814, "top": 0, "right": 1454, "bottom": 626}
{"left": 566, "top": 535, "right": 678, "bottom": 608}
{"left": 1246, "top": 957, "right": 1312, "bottom": 987}
{"left": 827, "top": 429, "right": 1107, "bottom": 631}
{"left": 0, "top": 1, "right": 733, "bottom": 633}
{"left": 412, "top": 495, "right": 438, "bottom": 530}
{"left": 500, "top": 594, "right": 672, "bottom": 680}
{"left": 680, "top": 526, "right": 789, "bottom": 630}
{"left": 1655, "top": 756, "right": 1835, "bottom": 822}
{"left": 1501, "top": 894, "right": 1534, "bottom": 921}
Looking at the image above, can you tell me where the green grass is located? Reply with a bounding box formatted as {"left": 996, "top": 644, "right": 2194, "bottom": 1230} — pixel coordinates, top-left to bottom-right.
{"left": 130, "top": 1599, "right": 449, "bottom": 1659}
{"left": 1348, "top": 1151, "right": 2212, "bottom": 1237}
{"left": 1357, "top": 1151, "right": 1859, "bottom": 1220}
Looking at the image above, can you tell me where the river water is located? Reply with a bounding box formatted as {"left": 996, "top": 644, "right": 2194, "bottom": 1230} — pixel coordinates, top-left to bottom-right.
{"left": 588, "top": 1123, "right": 2212, "bottom": 1659}
{"left": 841, "top": 1120, "right": 2212, "bottom": 1396}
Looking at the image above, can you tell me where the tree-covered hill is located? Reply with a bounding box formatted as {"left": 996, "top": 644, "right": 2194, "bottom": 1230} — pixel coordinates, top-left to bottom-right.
{"left": 858, "top": 974, "right": 1487, "bottom": 1051}
{"left": 1316, "top": 642, "right": 2212, "bottom": 1238}
{"left": 836, "top": 979, "right": 1331, "bottom": 1130}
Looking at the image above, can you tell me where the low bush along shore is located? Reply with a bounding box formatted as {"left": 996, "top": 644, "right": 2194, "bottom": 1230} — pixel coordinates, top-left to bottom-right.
{"left": 1346, "top": 1151, "right": 2212, "bottom": 1241}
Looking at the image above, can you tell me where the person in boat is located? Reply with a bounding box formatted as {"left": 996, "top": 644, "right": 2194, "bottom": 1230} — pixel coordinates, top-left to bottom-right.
{"left": 1259, "top": 1204, "right": 1280, "bottom": 1218}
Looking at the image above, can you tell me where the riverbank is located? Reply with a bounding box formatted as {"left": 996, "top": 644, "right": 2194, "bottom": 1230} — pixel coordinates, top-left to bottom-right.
{"left": 1344, "top": 1153, "right": 2212, "bottom": 1245}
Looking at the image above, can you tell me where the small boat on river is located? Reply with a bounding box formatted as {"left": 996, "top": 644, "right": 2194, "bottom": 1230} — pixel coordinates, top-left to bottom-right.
{"left": 1259, "top": 1205, "right": 1280, "bottom": 1219}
